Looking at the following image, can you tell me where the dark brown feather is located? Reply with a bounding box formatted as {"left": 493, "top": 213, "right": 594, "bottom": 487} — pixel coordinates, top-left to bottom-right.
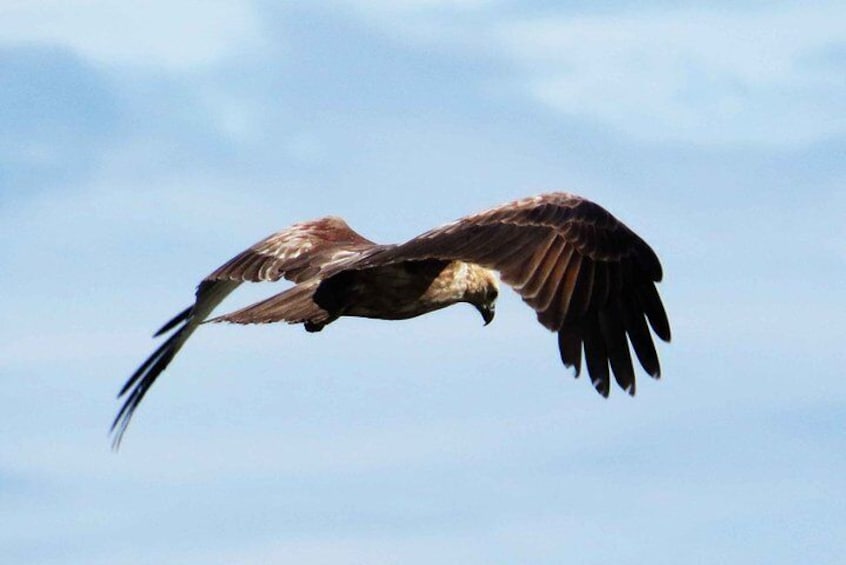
{"left": 498, "top": 231, "right": 557, "bottom": 288}
{"left": 622, "top": 291, "right": 661, "bottom": 378}
{"left": 349, "top": 192, "right": 669, "bottom": 397}
{"left": 600, "top": 297, "right": 636, "bottom": 395}
{"left": 472, "top": 225, "right": 534, "bottom": 264}
{"left": 153, "top": 306, "right": 192, "bottom": 337}
{"left": 519, "top": 237, "right": 569, "bottom": 299}
{"left": 211, "top": 281, "right": 329, "bottom": 326}
{"left": 206, "top": 216, "right": 379, "bottom": 284}
{"left": 112, "top": 280, "right": 240, "bottom": 448}
{"left": 557, "top": 328, "right": 582, "bottom": 377}
{"left": 536, "top": 250, "right": 579, "bottom": 328}
{"left": 566, "top": 258, "right": 595, "bottom": 322}
{"left": 589, "top": 261, "right": 612, "bottom": 314}
{"left": 583, "top": 316, "right": 611, "bottom": 397}
{"left": 637, "top": 282, "right": 671, "bottom": 342}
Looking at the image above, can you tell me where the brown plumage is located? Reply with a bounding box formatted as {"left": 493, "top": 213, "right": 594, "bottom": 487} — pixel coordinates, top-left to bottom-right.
{"left": 112, "top": 192, "right": 670, "bottom": 447}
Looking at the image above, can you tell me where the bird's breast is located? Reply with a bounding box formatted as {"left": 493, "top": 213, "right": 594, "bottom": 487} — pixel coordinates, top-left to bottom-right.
{"left": 334, "top": 260, "right": 470, "bottom": 321}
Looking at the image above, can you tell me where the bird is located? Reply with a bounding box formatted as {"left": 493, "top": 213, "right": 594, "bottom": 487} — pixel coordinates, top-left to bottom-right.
{"left": 112, "top": 192, "right": 671, "bottom": 447}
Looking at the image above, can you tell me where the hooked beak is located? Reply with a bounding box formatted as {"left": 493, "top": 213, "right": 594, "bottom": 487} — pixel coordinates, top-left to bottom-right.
{"left": 479, "top": 303, "right": 495, "bottom": 326}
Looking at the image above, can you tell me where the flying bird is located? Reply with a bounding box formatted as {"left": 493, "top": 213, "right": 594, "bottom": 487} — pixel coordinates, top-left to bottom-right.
{"left": 112, "top": 192, "right": 671, "bottom": 447}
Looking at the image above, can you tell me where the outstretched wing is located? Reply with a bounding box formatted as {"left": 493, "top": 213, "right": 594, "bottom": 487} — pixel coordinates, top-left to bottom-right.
{"left": 205, "top": 216, "right": 378, "bottom": 284}
{"left": 112, "top": 216, "right": 378, "bottom": 448}
{"left": 353, "top": 192, "right": 671, "bottom": 397}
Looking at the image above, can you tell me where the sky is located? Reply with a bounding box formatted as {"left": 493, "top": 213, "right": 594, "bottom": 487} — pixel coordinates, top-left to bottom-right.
{"left": 1, "top": 1, "right": 844, "bottom": 563}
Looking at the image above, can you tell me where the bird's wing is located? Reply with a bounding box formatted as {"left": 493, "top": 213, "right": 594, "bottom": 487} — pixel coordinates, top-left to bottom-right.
{"left": 204, "top": 216, "right": 378, "bottom": 284}
{"left": 111, "top": 216, "right": 378, "bottom": 448}
{"left": 351, "top": 192, "right": 671, "bottom": 397}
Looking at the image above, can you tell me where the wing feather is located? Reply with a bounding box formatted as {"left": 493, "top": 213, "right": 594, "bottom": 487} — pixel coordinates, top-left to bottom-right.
{"left": 499, "top": 230, "right": 557, "bottom": 288}
{"left": 519, "top": 237, "right": 570, "bottom": 298}
{"left": 600, "top": 297, "right": 636, "bottom": 395}
{"left": 473, "top": 227, "right": 536, "bottom": 268}
{"left": 536, "top": 250, "right": 580, "bottom": 328}
{"left": 590, "top": 260, "right": 612, "bottom": 312}
{"left": 348, "top": 192, "right": 669, "bottom": 396}
{"left": 557, "top": 328, "right": 583, "bottom": 376}
{"left": 637, "top": 281, "right": 671, "bottom": 342}
{"left": 583, "top": 315, "right": 611, "bottom": 397}
{"left": 567, "top": 258, "right": 595, "bottom": 322}
{"left": 538, "top": 246, "right": 577, "bottom": 313}
{"left": 111, "top": 279, "right": 240, "bottom": 448}
{"left": 622, "top": 292, "right": 661, "bottom": 378}
{"left": 113, "top": 216, "right": 379, "bottom": 446}
{"left": 206, "top": 216, "right": 378, "bottom": 284}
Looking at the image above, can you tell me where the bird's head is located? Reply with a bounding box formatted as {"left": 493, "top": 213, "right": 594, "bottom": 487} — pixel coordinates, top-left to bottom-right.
{"left": 475, "top": 299, "right": 496, "bottom": 326}
{"left": 466, "top": 266, "right": 499, "bottom": 326}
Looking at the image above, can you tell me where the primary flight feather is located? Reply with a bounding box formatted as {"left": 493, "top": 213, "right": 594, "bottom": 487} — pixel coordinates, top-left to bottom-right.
{"left": 112, "top": 192, "right": 671, "bottom": 447}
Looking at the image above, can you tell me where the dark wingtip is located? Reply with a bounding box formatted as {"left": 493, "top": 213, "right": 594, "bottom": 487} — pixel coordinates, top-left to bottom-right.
{"left": 117, "top": 331, "right": 180, "bottom": 397}
{"left": 111, "top": 328, "right": 185, "bottom": 450}
{"left": 557, "top": 330, "right": 582, "bottom": 379}
{"left": 110, "top": 415, "right": 128, "bottom": 451}
{"left": 638, "top": 284, "right": 671, "bottom": 343}
{"left": 633, "top": 235, "right": 664, "bottom": 283}
{"left": 153, "top": 306, "right": 192, "bottom": 337}
{"left": 593, "top": 379, "right": 610, "bottom": 398}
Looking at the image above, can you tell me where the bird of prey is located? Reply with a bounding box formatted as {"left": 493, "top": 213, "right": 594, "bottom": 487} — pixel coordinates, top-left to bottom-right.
{"left": 112, "top": 192, "right": 670, "bottom": 447}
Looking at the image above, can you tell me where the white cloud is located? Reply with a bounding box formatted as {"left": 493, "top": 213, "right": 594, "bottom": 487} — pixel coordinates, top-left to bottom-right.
{"left": 0, "top": 0, "right": 263, "bottom": 69}
{"left": 330, "top": 0, "right": 500, "bottom": 52}
{"left": 495, "top": 6, "right": 846, "bottom": 146}
{"left": 58, "top": 528, "right": 493, "bottom": 565}
{"left": 341, "top": 0, "right": 494, "bottom": 13}
{"left": 334, "top": 2, "right": 846, "bottom": 146}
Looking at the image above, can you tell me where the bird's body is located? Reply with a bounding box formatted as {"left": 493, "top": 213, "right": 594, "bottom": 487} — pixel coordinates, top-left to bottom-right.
{"left": 113, "top": 192, "right": 670, "bottom": 447}
{"left": 311, "top": 260, "right": 497, "bottom": 325}
{"left": 210, "top": 259, "right": 498, "bottom": 330}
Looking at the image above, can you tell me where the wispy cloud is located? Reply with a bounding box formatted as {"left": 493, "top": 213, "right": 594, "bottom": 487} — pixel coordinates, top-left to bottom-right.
{"left": 0, "top": 0, "right": 264, "bottom": 69}
{"left": 496, "top": 5, "right": 846, "bottom": 146}
{"left": 334, "top": 2, "right": 846, "bottom": 146}
{"left": 342, "top": 0, "right": 494, "bottom": 11}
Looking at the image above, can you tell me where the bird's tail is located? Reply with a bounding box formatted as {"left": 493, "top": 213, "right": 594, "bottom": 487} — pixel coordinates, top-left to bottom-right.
{"left": 209, "top": 281, "right": 332, "bottom": 328}
{"left": 111, "top": 280, "right": 239, "bottom": 449}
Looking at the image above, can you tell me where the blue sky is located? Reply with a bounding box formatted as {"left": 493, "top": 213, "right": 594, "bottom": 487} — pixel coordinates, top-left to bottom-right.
{"left": 1, "top": 1, "right": 844, "bottom": 563}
